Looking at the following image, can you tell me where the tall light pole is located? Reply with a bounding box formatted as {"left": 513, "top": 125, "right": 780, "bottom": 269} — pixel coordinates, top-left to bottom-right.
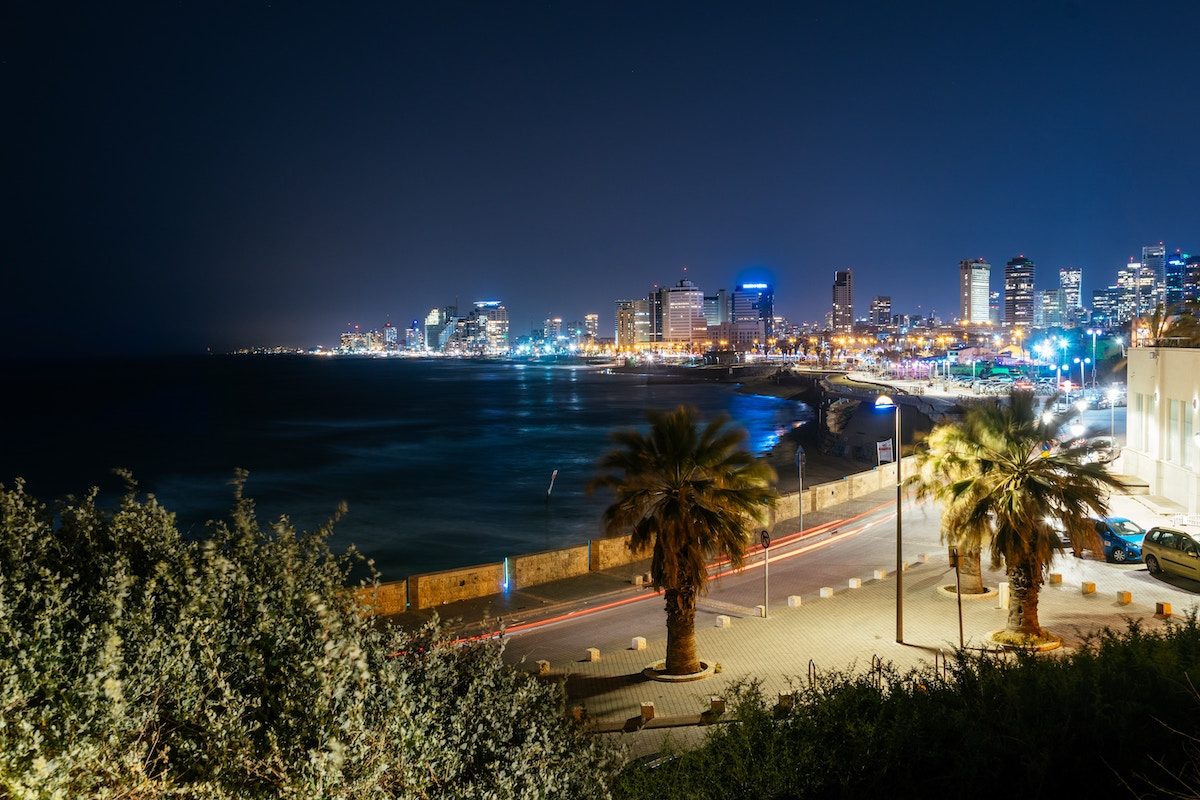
{"left": 1087, "top": 328, "right": 1099, "bottom": 388}
{"left": 875, "top": 394, "right": 903, "bottom": 644}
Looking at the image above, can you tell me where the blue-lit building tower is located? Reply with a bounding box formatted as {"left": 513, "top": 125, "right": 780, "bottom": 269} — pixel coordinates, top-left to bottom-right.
{"left": 733, "top": 282, "right": 774, "bottom": 339}
{"left": 1166, "top": 249, "right": 1187, "bottom": 305}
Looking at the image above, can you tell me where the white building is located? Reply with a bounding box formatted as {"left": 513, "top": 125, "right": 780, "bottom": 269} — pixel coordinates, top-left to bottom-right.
{"left": 959, "top": 258, "right": 990, "bottom": 324}
{"left": 1124, "top": 346, "right": 1200, "bottom": 513}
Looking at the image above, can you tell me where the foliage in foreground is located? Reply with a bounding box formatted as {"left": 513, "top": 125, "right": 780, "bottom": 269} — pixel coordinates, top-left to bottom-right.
{"left": 0, "top": 476, "right": 617, "bottom": 798}
{"left": 616, "top": 617, "right": 1200, "bottom": 799}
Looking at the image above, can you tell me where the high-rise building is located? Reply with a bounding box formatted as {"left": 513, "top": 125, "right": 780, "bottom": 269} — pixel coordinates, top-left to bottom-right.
{"left": 615, "top": 300, "right": 637, "bottom": 349}
{"left": 1058, "top": 267, "right": 1082, "bottom": 327}
{"left": 989, "top": 291, "right": 1001, "bottom": 324}
{"left": 660, "top": 278, "right": 707, "bottom": 345}
{"left": 1033, "top": 290, "right": 1061, "bottom": 328}
{"left": 404, "top": 321, "right": 421, "bottom": 351}
{"left": 870, "top": 296, "right": 892, "bottom": 327}
{"left": 703, "top": 290, "right": 731, "bottom": 327}
{"left": 1091, "top": 288, "right": 1121, "bottom": 328}
{"left": 1117, "top": 259, "right": 1157, "bottom": 320}
{"left": 1003, "top": 256, "right": 1036, "bottom": 328}
{"left": 1166, "top": 250, "right": 1188, "bottom": 305}
{"left": 543, "top": 317, "right": 563, "bottom": 343}
{"left": 648, "top": 286, "right": 664, "bottom": 342}
{"left": 1143, "top": 243, "right": 1167, "bottom": 305}
{"left": 471, "top": 301, "right": 509, "bottom": 352}
{"left": 832, "top": 269, "right": 854, "bottom": 332}
{"left": 383, "top": 320, "right": 398, "bottom": 351}
{"left": 584, "top": 313, "right": 599, "bottom": 342}
{"left": 732, "top": 283, "right": 774, "bottom": 339}
{"left": 958, "top": 258, "right": 991, "bottom": 324}
{"left": 1186, "top": 255, "right": 1200, "bottom": 303}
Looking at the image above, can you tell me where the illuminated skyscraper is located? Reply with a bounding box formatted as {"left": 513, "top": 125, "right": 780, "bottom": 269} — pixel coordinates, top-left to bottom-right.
{"left": 383, "top": 319, "right": 398, "bottom": 351}
{"left": 1166, "top": 250, "right": 1188, "bottom": 305}
{"left": 958, "top": 258, "right": 990, "bottom": 324}
{"left": 870, "top": 296, "right": 892, "bottom": 327}
{"left": 1003, "top": 256, "right": 1035, "bottom": 328}
{"left": 1143, "top": 243, "right": 1166, "bottom": 304}
{"left": 615, "top": 300, "right": 637, "bottom": 348}
{"left": 584, "top": 313, "right": 599, "bottom": 342}
{"left": 832, "top": 269, "right": 854, "bottom": 332}
{"left": 732, "top": 283, "right": 774, "bottom": 339}
{"left": 660, "top": 278, "right": 707, "bottom": 345}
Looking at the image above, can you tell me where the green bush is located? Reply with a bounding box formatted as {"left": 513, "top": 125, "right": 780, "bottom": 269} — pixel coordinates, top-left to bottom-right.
{"left": 616, "top": 620, "right": 1200, "bottom": 799}
{"left": 0, "top": 476, "right": 618, "bottom": 798}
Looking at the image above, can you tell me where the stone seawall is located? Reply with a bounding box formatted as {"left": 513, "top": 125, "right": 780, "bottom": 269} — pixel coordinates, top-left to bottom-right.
{"left": 377, "top": 455, "right": 918, "bottom": 613}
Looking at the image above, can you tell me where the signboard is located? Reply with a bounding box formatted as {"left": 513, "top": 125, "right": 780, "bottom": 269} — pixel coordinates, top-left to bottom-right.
{"left": 760, "top": 530, "right": 771, "bottom": 549}
{"left": 877, "top": 439, "right": 894, "bottom": 464}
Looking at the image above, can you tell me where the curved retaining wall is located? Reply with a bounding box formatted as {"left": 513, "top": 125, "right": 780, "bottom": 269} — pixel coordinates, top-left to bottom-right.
{"left": 376, "top": 455, "right": 918, "bottom": 612}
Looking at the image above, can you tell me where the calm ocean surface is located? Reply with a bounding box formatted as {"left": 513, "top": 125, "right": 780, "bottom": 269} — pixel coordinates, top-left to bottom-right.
{"left": 3, "top": 357, "right": 811, "bottom": 577}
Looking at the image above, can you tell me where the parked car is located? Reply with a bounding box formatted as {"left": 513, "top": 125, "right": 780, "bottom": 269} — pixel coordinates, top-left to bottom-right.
{"left": 1143, "top": 527, "right": 1200, "bottom": 580}
{"left": 1092, "top": 517, "right": 1145, "bottom": 563}
{"left": 1085, "top": 436, "right": 1119, "bottom": 464}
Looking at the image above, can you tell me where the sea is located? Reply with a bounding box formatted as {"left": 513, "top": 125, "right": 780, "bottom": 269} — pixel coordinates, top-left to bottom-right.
{"left": 2, "top": 357, "right": 812, "bottom": 578}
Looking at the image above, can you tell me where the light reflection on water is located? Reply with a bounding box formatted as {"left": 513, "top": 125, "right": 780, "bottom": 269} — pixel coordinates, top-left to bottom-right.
{"left": 10, "top": 358, "right": 812, "bottom": 578}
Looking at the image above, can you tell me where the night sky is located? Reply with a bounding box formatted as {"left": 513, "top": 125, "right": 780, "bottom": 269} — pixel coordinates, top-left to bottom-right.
{"left": 6, "top": 1, "right": 1198, "bottom": 355}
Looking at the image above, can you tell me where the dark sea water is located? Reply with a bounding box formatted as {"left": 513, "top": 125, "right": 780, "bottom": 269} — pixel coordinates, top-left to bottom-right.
{"left": 3, "top": 357, "right": 811, "bottom": 578}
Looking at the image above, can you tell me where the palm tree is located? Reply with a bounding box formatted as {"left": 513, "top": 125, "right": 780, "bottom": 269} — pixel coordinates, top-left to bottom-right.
{"left": 909, "top": 390, "right": 1121, "bottom": 642}
{"left": 590, "top": 406, "right": 776, "bottom": 675}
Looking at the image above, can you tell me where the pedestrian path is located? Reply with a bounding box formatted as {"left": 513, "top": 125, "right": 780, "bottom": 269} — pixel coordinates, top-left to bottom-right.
{"left": 533, "top": 551, "right": 1198, "bottom": 757}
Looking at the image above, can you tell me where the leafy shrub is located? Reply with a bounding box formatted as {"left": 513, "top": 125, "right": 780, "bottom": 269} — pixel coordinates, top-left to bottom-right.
{"left": 616, "top": 619, "right": 1200, "bottom": 799}
{"left": 0, "top": 475, "right": 617, "bottom": 798}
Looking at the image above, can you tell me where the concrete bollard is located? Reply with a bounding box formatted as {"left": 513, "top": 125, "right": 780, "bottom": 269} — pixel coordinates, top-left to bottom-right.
{"left": 1157, "top": 601, "right": 1173, "bottom": 617}
{"left": 642, "top": 572, "right": 652, "bottom": 584}
{"left": 640, "top": 702, "right": 655, "bottom": 722}
{"left": 819, "top": 586, "right": 834, "bottom": 598}
{"left": 997, "top": 581, "right": 1010, "bottom": 609}
{"left": 918, "top": 553, "right": 930, "bottom": 564}
{"left": 631, "top": 574, "right": 643, "bottom": 587}
{"left": 630, "top": 636, "right": 647, "bottom": 651}
{"left": 873, "top": 569, "right": 887, "bottom": 580}
{"left": 710, "top": 696, "right": 726, "bottom": 715}
{"left": 1081, "top": 581, "right": 1096, "bottom": 595}
{"left": 902, "top": 560, "right": 911, "bottom": 572}
{"left": 848, "top": 577, "right": 862, "bottom": 589}
{"left": 787, "top": 595, "right": 803, "bottom": 607}
{"left": 585, "top": 647, "right": 600, "bottom": 662}
{"left": 776, "top": 692, "right": 795, "bottom": 711}
{"left": 1048, "top": 573, "right": 1063, "bottom": 585}
{"left": 535, "top": 660, "right": 551, "bottom": 676}
{"left": 715, "top": 614, "right": 731, "bottom": 628}
{"left": 1117, "top": 590, "right": 1132, "bottom": 605}
{"left": 755, "top": 604, "right": 766, "bottom": 618}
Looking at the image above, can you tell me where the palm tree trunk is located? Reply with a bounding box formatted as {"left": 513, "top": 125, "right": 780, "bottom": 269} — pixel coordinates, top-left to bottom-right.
{"left": 1005, "top": 557, "right": 1042, "bottom": 636}
{"left": 949, "top": 547, "right": 985, "bottom": 594}
{"left": 664, "top": 586, "right": 700, "bottom": 674}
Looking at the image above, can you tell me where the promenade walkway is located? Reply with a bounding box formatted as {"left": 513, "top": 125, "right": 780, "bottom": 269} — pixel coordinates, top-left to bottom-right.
{"left": 391, "top": 482, "right": 1200, "bottom": 761}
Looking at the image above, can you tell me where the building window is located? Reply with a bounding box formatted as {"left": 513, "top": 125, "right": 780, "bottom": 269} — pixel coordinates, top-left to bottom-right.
{"left": 1169, "top": 400, "right": 1181, "bottom": 463}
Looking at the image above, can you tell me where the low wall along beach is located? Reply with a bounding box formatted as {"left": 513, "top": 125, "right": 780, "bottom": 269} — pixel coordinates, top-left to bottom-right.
{"left": 370, "top": 455, "right": 918, "bottom": 612}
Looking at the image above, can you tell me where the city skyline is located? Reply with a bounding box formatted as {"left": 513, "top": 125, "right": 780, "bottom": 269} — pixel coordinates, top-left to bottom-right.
{"left": 6, "top": 3, "right": 1198, "bottom": 355}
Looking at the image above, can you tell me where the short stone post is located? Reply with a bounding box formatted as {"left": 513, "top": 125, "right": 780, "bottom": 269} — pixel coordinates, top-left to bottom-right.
{"left": 640, "top": 702, "right": 655, "bottom": 722}
{"left": 1157, "top": 601, "right": 1173, "bottom": 617}
{"left": 1116, "top": 590, "right": 1132, "bottom": 605}
{"left": 710, "top": 696, "right": 726, "bottom": 715}
{"left": 715, "top": 614, "right": 731, "bottom": 628}
{"left": 1048, "top": 573, "right": 1062, "bottom": 585}
{"left": 787, "top": 595, "right": 803, "bottom": 607}
{"left": 873, "top": 569, "right": 887, "bottom": 580}
{"left": 997, "top": 581, "right": 1010, "bottom": 609}
{"left": 535, "top": 660, "right": 551, "bottom": 676}
{"left": 630, "top": 636, "right": 647, "bottom": 651}
{"left": 755, "top": 604, "right": 766, "bottom": 618}
{"left": 631, "top": 574, "right": 643, "bottom": 587}
{"left": 585, "top": 647, "right": 601, "bottom": 662}
{"left": 1081, "top": 581, "right": 1096, "bottom": 595}
{"left": 776, "top": 692, "right": 795, "bottom": 711}
{"left": 917, "top": 553, "right": 930, "bottom": 564}
{"left": 848, "top": 577, "right": 862, "bottom": 589}
{"left": 819, "top": 586, "right": 834, "bottom": 598}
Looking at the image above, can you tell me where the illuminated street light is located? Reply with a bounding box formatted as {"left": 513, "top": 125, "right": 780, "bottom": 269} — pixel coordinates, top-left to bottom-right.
{"left": 874, "top": 394, "right": 903, "bottom": 644}
{"left": 1070, "top": 421, "right": 1086, "bottom": 438}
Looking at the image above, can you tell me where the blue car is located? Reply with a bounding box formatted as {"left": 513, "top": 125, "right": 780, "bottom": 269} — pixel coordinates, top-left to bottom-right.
{"left": 1092, "top": 517, "right": 1146, "bottom": 563}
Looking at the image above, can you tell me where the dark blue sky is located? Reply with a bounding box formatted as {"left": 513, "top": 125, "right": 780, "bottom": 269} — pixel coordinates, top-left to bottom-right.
{"left": 5, "top": 1, "right": 1198, "bottom": 353}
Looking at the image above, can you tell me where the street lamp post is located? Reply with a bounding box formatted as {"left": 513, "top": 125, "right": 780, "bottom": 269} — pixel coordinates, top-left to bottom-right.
{"left": 1087, "top": 329, "right": 1099, "bottom": 388}
{"left": 875, "top": 394, "right": 903, "bottom": 644}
